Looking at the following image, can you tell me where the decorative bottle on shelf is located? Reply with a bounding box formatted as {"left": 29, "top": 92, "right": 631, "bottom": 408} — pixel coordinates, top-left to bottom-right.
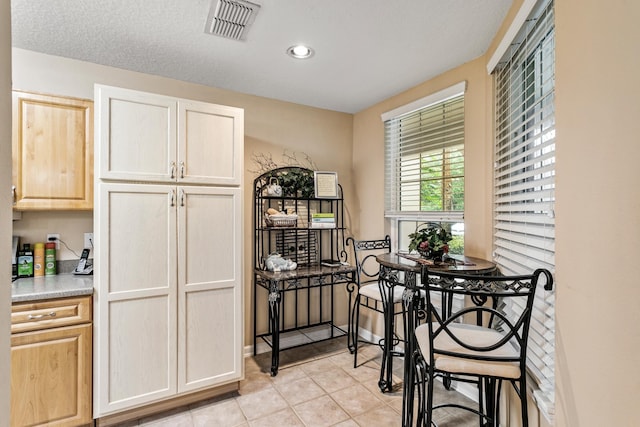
{"left": 33, "top": 242, "right": 45, "bottom": 277}
{"left": 45, "top": 242, "right": 57, "bottom": 276}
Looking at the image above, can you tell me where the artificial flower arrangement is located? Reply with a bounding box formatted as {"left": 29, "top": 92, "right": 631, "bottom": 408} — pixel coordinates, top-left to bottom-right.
{"left": 408, "top": 222, "right": 453, "bottom": 259}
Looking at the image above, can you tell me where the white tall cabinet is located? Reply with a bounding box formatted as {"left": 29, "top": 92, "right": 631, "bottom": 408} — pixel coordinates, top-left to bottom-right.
{"left": 93, "top": 85, "right": 243, "bottom": 416}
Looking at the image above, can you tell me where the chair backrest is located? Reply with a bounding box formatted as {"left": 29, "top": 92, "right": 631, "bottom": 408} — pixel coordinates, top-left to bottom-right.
{"left": 346, "top": 236, "right": 391, "bottom": 286}
{"left": 419, "top": 266, "right": 553, "bottom": 366}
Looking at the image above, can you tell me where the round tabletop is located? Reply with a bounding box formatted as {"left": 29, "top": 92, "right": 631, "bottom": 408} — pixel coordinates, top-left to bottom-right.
{"left": 375, "top": 252, "right": 497, "bottom": 275}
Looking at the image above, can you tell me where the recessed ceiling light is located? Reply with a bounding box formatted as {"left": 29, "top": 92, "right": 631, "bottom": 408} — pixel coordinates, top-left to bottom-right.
{"left": 286, "top": 44, "right": 314, "bottom": 59}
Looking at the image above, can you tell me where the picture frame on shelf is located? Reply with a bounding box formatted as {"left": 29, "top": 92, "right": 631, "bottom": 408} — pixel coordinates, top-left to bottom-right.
{"left": 314, "top": 171, "right": 339, "bottom": 199}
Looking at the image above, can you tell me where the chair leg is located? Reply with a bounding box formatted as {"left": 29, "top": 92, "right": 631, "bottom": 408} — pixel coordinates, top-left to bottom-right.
{"left": 495, "top": 380, "right": 503, "bottom": 427}
{"left": 347, "top": 284, "right": 356, "bottom": 355}
{"left": 352, "top": 294, "right": 362, "bottom": 368}
{"left": 378, "top": 298, "right": 395, "bottom": 392}
{"left": 476, "top": 378, "right": 485, "bottom": 427}
{"left": 411, "top": 352, "right": 425, "bottom": 427}
{"left": 425, "top": 365, "right": 435, "bottom": 427}
{"left": 485, "top": 378, "right": 496, "bottom": 427}
{"left": 520, "top": 377, "right": 529, "bottom": 427}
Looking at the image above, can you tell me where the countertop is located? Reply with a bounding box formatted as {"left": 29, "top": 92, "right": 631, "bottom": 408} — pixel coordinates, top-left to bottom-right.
{"left": 11, "top": 273, "right": 94, "bottom": 303}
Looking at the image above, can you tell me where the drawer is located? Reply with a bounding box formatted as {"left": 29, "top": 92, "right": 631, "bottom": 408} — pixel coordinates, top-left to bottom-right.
{"left": 11, "top": 296, "right": 92, "bottom": 333}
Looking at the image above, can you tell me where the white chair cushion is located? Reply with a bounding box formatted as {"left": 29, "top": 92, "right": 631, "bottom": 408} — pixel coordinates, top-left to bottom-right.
{"left": 415, "top": 322, "right": 521, "bottom": 379}
{"left": 359, "top": 283, "right": 406, "bottom": 303}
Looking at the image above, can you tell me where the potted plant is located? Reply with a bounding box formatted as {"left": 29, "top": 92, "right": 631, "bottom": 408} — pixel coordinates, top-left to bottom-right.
{"left": 408, "top": 223, "right": 453, "bottom": 261}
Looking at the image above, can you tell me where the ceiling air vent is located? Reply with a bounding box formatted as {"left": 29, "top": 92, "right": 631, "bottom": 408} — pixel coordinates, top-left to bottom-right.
{"left": 205, "top": 0, "right": 261, "bottom": 41}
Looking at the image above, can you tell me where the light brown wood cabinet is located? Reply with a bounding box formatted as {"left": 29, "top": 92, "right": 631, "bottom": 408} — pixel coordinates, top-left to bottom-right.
{"left": 12, "top": 90, "right": 93, "bottom": 210}
{"left": 11, "top": 296, "right": 93, "bottom": 427}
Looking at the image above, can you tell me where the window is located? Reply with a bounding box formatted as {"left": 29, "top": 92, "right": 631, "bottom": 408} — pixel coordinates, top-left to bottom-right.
{"left": 492, "top": 0, "right": 555, "bottom": 419}
{"left": 383, "top": 83, "right": 466, "bottom": 253}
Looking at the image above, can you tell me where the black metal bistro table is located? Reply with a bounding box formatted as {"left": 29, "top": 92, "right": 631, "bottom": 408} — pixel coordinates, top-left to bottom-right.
{"left": 374, "top": 253, "right": 497, "bottom": 426}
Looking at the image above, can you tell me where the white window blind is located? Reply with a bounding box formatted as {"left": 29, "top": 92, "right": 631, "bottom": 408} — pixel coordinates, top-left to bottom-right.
{"left": 493, "top": 0, "right": 555, "bottom": 418}
{"left": 384, "top": 90, "right": 465, "bottom": 218}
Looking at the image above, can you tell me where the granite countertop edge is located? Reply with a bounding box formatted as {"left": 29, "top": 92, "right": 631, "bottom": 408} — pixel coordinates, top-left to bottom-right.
{"left": 11, "top": 273, "right": 94, "bottom": 303}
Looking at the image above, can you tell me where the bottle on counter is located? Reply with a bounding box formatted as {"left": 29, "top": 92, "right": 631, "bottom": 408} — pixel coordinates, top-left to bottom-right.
{"left": 17, "top": 243, "right": 34, "bottom": 278}
{"left": 34, "top": 242, "right": 45, "bottom": 277}
{"left": 45, "top": 242, "right": 57, "bottom": 276}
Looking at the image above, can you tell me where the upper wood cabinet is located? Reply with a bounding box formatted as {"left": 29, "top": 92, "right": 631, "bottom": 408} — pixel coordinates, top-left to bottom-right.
{"left": 95, "top": 85, "right": 243, "bottom": 186}
{"left": 12, "top": 90, "right": 94, "bottom": 210}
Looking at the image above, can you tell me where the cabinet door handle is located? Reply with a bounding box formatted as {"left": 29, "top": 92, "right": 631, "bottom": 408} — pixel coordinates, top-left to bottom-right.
{"left": 28, "top": 312, "right": 57, "bottom": 320}
{"left": 11, "top": 185, "right": 16, "bottom": 205}
{"left": 180, "top": 189, "right": 185, "bottom": 207}
{"left": 170, "top": 161, "right": 176, "bottom": 179}
{"left": 180, "top": 161, "right": 185, "bottom": 179}
{"left": 170, "top": 190, "right": 176, "bottom": 207}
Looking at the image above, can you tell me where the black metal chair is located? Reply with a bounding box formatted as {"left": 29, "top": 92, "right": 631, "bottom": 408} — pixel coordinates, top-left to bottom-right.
{"left": 405, "top": 266, "right": 553, "bottom": 427}
{"left": 346, "top": 236, "right": 407, "bottom": 391}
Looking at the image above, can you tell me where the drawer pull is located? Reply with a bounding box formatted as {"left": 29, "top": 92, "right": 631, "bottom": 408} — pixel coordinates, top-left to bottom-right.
{"left": 27, "top": 312, "right": 57, "bottom": 320}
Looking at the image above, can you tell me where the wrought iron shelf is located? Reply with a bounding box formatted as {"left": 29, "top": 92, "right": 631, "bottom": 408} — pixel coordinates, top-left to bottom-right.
{"left": 252, "top": 166, "right": 355, "bottom": 376}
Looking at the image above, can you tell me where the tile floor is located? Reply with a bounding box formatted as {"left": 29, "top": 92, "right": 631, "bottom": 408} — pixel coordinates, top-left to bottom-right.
{"left": 117, "top": 337, "right": 478, "bottom": 427}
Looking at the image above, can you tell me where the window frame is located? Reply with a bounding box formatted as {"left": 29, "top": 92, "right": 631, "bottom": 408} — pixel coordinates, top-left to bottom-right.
{"left": 382, "top": 82, "right": 466, "bottom": 252}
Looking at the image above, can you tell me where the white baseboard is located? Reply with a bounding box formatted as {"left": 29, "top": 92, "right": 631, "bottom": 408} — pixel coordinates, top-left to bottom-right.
{"left": 353, "top": 326, "right": 384, "bottom": 347}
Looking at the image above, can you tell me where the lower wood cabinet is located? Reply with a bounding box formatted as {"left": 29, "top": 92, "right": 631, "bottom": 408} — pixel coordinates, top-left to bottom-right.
{"left": 11, "top": 296, "right": 93, "bottom": 427}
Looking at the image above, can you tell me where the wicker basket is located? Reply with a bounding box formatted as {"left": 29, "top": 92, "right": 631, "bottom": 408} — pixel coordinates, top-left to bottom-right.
{"left": 265, "top": 213, "right": 298, "bottom": 228}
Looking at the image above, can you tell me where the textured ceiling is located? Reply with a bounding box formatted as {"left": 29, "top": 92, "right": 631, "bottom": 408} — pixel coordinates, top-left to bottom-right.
{"left": 10, "top": 0, "right": 512, "bottom": 113}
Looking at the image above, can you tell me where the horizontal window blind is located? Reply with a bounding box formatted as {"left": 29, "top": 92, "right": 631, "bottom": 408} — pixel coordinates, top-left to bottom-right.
{"left": 385, "top": 94, "right": 465, "bottom": 216}
{"left": 493, "top": 0, "right": 555, "bottom": 418}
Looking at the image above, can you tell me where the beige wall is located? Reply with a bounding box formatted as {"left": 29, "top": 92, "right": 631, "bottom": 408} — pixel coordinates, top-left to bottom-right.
{"left": 354, "top": 0, "right": 640, "bottom": 425}
{"left": 1, "top": 1, "right": 12, "bottom": 424}
{"left": 11, "top": 48, "right": 355, "bottom": 347}
{"left": 554, "top": 1, "right": 640, "bottom": 426}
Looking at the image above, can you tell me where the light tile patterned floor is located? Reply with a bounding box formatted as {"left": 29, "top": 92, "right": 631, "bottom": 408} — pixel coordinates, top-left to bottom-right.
{"left": 115, "top": 337, "right": 478, "bottom": 426}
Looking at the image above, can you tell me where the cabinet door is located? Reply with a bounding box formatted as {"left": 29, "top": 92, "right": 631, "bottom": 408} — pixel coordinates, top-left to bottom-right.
{"left": 95, "top": 85, "right": 177, "bottom": 182}
{"left": 177, "top": 101, "right": 243, "bottom": 186}
{"left": 11, "top": 324, "right": 92, "bottom": 427}
{"left": 94, "top": 183, "right": 178, "bottom": 415}
{"left": 12, "top": 91, "right": 93, "bottom": 210}
{"left": 177, "top": 186, "right": 243, "bottom": 392}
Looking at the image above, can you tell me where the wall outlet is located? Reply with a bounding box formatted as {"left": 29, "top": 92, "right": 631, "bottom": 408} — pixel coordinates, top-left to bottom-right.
{"left": 84, "top": 233, "right": 93, "bottom": 249}
{"left": 47, "top": 233, "right": 60, "bottom": 250}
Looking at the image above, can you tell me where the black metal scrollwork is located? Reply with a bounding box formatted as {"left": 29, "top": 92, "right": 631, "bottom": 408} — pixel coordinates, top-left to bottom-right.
{"left": 268, "top": 291, "right": 279, "bottom": 303}
{"left": 354, "top": 239, "right": 390, "bottom": 251}
{"left": 268, "top": 280, "right": 280, "bottom": 303}
{"left": 379, "top": 265, "right": 401, "bottom": 284}
{"left": 333, "top": 272, "right": 349, "bottom": 282}
{"left": 286, "top": 279, "right": 302, "bottom": 289}
{"left": 313, "top": 276, "right": 326, "bottom": 286}
{"left": 428, "top": 275, "right": 534, "bottom": 293}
